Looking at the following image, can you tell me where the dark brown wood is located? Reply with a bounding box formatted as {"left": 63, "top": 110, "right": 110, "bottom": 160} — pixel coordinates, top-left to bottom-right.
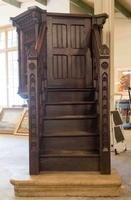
{"left": 10, "top": 6, "right": 44, "bottom": 99}
{"left": 47, "top": 16, "right": 92, "bottom": 88}
{"left": 10, "top": 7, "right": 110, "bottom": 175}
{"left": 92, "top": 18, "right": 110, "bottom": 174}
{"left": 27, "top": 47, "right": 40, "bottom": 175}
{"left": 40, "top": 155, "right": 100, "bottom": 171}
{"left": 40, "top": 136, "right": 99, "bottom": 151}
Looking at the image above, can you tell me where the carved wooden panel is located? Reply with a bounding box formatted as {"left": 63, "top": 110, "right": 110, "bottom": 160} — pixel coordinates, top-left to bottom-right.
{"left": 70, "top": 25, "right": 85, "bottom": 49}
{"left": 47, "top": 16, "right": 92, "bottom": 87}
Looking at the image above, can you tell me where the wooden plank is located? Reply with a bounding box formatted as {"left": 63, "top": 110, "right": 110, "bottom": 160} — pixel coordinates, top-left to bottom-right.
{"left": 40, "top": 157, "right": 100, "bottom": 171}
{"left": 40, "top": 137, "right": 99, "bottom": 151}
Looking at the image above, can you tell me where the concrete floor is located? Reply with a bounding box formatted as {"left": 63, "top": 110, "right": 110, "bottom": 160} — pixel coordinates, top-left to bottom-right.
{"left": 0, "top": 130, "right": 131, "bottom": 200}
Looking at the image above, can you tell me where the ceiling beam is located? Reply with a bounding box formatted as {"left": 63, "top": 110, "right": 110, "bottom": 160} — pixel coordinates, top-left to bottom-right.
{"left": 70, "top": 0, "right": 94, "bottom": 15}
{"left": 35, "top": 0, "right": 47, "bottom": 6}
{"left": 2, "top": 0, "right": 20, "bottom": 7}
{"left": 115, "top": 0, "right": 131, "bottom": 19}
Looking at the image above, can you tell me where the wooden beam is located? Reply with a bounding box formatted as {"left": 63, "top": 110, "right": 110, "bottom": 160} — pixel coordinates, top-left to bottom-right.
{"left": 70, "top": 0, "right": 94, "bottom": 15}
{"left": 2, "top": 0, "right": 20, "bottom": 7}
{"left": 35, "top": 0, "right": 47, "bottom": 6}
{"left": 115, "top": 0, "right": 131, "bottom": 19}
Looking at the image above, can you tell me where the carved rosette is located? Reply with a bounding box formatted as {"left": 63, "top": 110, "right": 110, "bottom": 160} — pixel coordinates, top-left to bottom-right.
{"left": 29, "top": 63, "right": 36, "bottom": 70}
{"left": 30, "top": 73, "right": 37, "bottom": 149}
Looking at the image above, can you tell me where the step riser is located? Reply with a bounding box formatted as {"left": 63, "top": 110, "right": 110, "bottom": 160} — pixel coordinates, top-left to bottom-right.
{"left": 44, "top": 119, "right": 97, "bottom": 132}
{"left": 40, "top": 136, "right": 99, "bottom": 151}
{"left": 46, "top": 104, "right": 96, "bottom": 116}
{"left": 40, "top": 157, "right": 100, "bottom": 171}
{"left": 47, "top": 91, "right": 94, "bottom": 102}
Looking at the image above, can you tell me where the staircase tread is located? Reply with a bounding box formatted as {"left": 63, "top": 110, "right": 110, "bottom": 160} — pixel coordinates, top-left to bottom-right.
{"left": 40, "top": 150, "right": 99, "bottom": 157}
{"left": 41, "top": 131, "right": 98, "bottom": 137}
{"left": 44, "top": 115, "right": 97, "bottom": 120}
{"left": 46, "top": 101, "right": 95, "bottom": 105}
{"left": 47, "top": 87, "right": 93, "bottom": 91}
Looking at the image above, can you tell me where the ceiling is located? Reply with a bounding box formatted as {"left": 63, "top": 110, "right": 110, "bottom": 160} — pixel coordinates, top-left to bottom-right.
{"left": 0, "top": 0, "right": 131, "bottom": 19}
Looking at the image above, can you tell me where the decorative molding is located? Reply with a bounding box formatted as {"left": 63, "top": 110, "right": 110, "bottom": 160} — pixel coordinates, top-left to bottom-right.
{"left": 102, "top": 72, "right": 109, "bottom": 151}
{"left": 101, "top": 62, "right": 108, "bottom": 69}
{"left": 96, "top": 15, "right": 108, "bottom": 29}
{"left": 25, "top": 29, "right": 36, "bottom": 41}
{"left": 15, "top": 14, "right": 33, "bottom": 26}
{"left": 100, "top": 45, "right": 109, "bottom": 55}
{"left": 29, "top": 63, "right": 36, "bottom": 71}
{"left": 28, "top": 46, "right": 37, "bottom": 58}
{"left": 31, "top": 11, "right": 41, "bottom": 24}
{"left": 30, "top": 73, "right": 37, "bottom": 149}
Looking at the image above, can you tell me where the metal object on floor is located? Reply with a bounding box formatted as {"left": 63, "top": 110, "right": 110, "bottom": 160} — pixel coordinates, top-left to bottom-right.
{"left": 115, "top": 99, "right": 131, "bottom": 129}
{"left": 111, "top": 110, "right": 127, "bottom": 155}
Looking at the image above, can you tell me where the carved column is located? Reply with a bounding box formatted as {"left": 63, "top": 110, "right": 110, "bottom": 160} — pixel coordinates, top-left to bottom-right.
{"left": 94, "top": 0, "right": 114, "bottom": 111}
{"left": 99, "top": 45, "right": 110, "bottom": 174}
{"left": 28, "top": 46, "right": 40, "bottom": 175}
{"left": 92, "top": 14, "right": 111, "bottom": 174}
{"left": 10, "top": 6, "right": 44, "bottom": 99}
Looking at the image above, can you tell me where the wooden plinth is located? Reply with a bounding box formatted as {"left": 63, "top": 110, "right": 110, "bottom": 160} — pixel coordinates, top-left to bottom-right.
{"left": 10, "top": 168, "right": 124, "bottom": 197}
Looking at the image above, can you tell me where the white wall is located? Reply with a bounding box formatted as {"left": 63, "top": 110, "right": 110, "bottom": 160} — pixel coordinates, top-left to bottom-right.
{"left": 70, "top": 2, "right": 87, "bottom": 14}
{"left": 0, "top": 0, "right": 69, "bottom": 27}
{"left": 114, "top": 12, "right": 131, "bottom": 100}
{"left": 114, "top": 12, "right": 131, "bottom": 68}
{"left": 114, "top": 13, "right": 131, "bottom": 99}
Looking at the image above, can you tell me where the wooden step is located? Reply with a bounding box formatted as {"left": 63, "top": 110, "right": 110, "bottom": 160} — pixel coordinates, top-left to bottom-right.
{"left": 47, "top": 88, "right": 95, "bottom": 102}
{"left": 40, "top": 150, "right": 100, "bottom": 171}
{"left": 44, "top": 115, "right": 97, "bottom": 132}
{"left": 42, "top": 131, "right": 98, "bottom": 137}
{"left": 46, "top": 101, "right": 95, "bottom": 105}
{"left": 40, "top": 131, "right": 99, "bottom": 151}
{"left": 45, "top": 101, "right": 96, "bottom": 116}
{"left": 44, "top": 115, "right": 97, "bottom": 120}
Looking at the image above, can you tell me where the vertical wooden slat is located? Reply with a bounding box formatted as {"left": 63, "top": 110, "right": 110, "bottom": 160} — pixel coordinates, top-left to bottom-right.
{"left": 53, "top": 24, "right": 57, "bottom": 48}
{"left": 47, "top": 16, "right": 53, "bottom": 85}
{"left": 81, "top": 56, "right": 85, "bottom": 78}
{"left": 53, "top": 56, "right": 58, "bottom": 78}
{"left": 63, "top": 56, "right": 68, "bottom": 78}
{"left": 76, "top": 25, "right": 80, "bottom": 48}
{"left": 67, "top": 23, "right": 72, "bottom": 78}
{"left": 58, "top": 55, "right": 62, "bottom": 78}
{"left": 76, "top": 56, "right": 80, "bottom": 78}
{"left": 62, "top": 25, "right": 67, "bottom": 48}
{"left": 84, "top": 18, "right": 92, "bottom": 86}
{"left": 58, "top": 25, "right": 62, "bottom": 48}
{"left": 80, "top": 26, "right": 84, "bottom": 48}
{"left": 72, "top": 56, "right": 76, "bottom": 78}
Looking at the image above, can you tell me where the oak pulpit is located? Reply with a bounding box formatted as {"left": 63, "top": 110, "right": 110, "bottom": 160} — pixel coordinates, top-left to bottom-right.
{"left": 11, "top": 6, "right": 110, "bottom": 175}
